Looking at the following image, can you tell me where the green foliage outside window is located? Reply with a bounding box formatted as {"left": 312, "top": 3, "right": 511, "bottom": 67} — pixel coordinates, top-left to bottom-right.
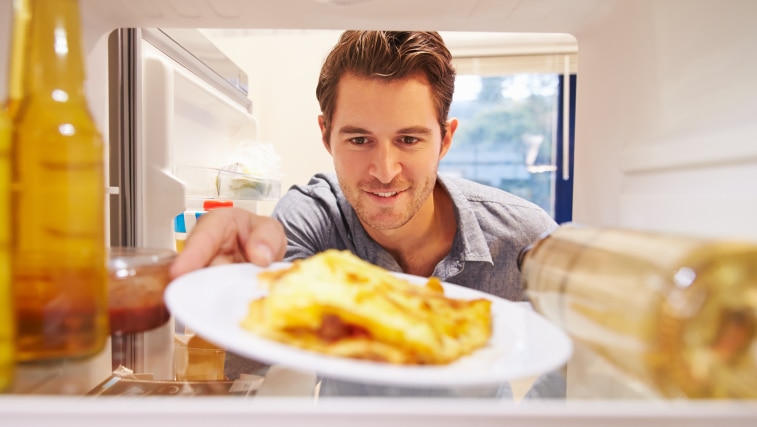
{"left": 441, "top": 74, "right": 559, "bottom": 216}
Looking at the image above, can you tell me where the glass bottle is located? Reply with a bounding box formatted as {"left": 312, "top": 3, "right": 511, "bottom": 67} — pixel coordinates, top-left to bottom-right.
{"left": 519, "top": 223, "right": 757, "bottom": 399}
{"left": 0, "top": 0, "right": 30, "bottom": 392}
{"left": 0, "top": 107, "right": 13, "bottom": 390}
{"left": 11, "top": 0, "right": 109, "bottom": 362}
{"left": 7, "top": 0, "right": 31, "bottom": 119}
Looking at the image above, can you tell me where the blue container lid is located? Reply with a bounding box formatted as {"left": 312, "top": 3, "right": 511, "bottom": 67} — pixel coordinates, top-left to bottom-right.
{"left": 174, "top": 211, "right": 205, "bottom": 233}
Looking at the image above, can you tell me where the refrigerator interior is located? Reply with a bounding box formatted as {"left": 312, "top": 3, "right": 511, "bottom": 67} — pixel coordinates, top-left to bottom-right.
{"left": 106, "top": 27, "right": 279, "bottom": 379}
{"left": 109, "top": 27, "right": 281, "bottom": 253}
{"left": 0, "top": 0, "right": 755, "bottom": 424}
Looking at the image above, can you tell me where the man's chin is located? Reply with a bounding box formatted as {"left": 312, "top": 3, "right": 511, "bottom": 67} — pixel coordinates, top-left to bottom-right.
{"left": 358, "top": 213, "right": 408, "bottom": 232}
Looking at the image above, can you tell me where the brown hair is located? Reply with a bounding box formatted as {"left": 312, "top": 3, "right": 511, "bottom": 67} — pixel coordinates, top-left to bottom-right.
{"left": 316, "top": 31, "right": 456, "bottom": 141}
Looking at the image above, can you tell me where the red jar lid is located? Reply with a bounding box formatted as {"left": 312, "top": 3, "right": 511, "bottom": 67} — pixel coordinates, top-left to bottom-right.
{"left": 203, "top": 199, "right": 234, "bottom": 210}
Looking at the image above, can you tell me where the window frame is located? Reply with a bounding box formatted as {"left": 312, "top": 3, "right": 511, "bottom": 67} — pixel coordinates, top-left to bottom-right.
{"left": 445, "top": 42, "right": 577, "bottom": 223}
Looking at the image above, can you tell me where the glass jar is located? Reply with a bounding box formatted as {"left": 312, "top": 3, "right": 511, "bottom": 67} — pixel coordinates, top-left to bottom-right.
{"left": 519, "top": 223, "right": 757, "bottom": 398}
{"left": 108, "top": 247, "right": 176, "bottom": 372}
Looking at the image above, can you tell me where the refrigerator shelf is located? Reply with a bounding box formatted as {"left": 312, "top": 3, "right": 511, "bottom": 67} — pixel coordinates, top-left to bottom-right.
{"left": 174, "top": 164, "right": 281, "bottom": 201}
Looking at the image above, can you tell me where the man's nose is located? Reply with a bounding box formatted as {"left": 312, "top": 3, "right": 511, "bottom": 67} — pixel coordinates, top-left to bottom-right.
{"left": 368, "top": 142, "right": 402, "bottom": 184}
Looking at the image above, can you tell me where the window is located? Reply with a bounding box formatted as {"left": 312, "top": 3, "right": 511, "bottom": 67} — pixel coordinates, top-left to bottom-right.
{"left": 440, "top": 47, "right": 577, "bottom": 224}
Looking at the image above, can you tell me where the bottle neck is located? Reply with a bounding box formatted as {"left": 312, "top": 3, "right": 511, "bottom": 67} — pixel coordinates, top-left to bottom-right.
{"left": 517, "top": 225, "right": 562, "bottom": 273}
{"left": 516, "top": 244, "right": 532, "bottom": 272}
{"left": 25, "top": 0, "right": 87, "bottom": 100}
{"left": 8, "top": 0, "right": 31, "bottom": 114}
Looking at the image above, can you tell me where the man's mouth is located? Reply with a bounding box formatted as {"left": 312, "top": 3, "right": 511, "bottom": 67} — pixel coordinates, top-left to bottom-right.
{"left": 374, "top": 191, "right": 398, "bottom": 198}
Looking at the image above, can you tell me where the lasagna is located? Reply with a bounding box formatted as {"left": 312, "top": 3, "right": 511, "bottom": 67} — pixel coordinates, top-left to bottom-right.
{"left": 241, "top": 249, "right": 492, "bottom": 365}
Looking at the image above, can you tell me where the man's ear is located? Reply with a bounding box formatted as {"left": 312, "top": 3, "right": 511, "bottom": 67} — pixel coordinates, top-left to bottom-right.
{"left": 318, "top": 115, "right": 332, "bottom": 154}
{"left": 440, "top": 118, "right": 458, "bottom": 160}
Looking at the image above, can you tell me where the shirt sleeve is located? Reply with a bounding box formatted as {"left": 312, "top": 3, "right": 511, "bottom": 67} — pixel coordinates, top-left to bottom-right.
{"left": 270, "top": 175, "right": 349, "bottom": 261}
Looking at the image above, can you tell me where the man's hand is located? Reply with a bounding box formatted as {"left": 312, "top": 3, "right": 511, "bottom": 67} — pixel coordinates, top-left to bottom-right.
{"left": 170, "top": 207, "right": 287, "bottom": 279}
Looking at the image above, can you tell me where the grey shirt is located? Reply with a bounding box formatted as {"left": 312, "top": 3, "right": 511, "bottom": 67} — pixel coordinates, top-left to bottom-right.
{"left": 271, "top": 173, "right": 557, "bottom": 301}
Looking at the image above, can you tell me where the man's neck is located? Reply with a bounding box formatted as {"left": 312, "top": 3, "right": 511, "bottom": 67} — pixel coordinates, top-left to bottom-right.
{"left": 365, "top": 184, "right": 457, "bottom": 277}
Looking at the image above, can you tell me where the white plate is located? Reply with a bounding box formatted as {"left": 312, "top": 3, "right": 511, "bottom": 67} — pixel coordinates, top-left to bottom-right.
{"left": 165, "top": 262, "right": 573, "bottom": 388}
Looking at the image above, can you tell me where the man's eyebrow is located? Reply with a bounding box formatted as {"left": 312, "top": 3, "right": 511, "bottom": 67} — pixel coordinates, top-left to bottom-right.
{"left": 336, "top": 125, "right": 434, "bottom": 135}
{"left": 397, "top": 126, "right": 433, "bottom": 135}
{"left": 337, "top": 125, "right": 371, "bottom": 135}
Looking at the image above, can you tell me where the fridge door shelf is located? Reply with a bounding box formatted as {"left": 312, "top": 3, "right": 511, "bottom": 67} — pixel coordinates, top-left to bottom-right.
{"left": 174, "top": 164, "right": 281, "bottom": 201}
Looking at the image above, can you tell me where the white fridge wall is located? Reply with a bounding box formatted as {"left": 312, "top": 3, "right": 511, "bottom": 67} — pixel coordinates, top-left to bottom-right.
{"left": 139, "top": 40, "right": 258, "bottom": 250}
{"left": 198, "top": 29, "right": 339, "bottom": 208}
{"left": 570, "top": 0, "right": 757, "bottom": 240}
{"left": 139, "top": 45, "right": 184, "bottom": 250}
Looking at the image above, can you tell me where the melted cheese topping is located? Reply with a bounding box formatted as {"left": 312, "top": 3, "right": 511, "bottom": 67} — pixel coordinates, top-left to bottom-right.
{"left": 241, "top": 250, "right": 492, "bottom": 365}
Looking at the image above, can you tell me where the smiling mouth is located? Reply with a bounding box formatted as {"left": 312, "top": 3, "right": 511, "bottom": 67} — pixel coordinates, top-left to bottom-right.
{"left": 374, "top": 191, "right": 398, "bottom": 198}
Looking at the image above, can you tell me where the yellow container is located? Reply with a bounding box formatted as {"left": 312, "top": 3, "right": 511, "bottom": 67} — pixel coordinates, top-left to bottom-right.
{"left": 174, "top": 335, "right": 226, "bottom": 381}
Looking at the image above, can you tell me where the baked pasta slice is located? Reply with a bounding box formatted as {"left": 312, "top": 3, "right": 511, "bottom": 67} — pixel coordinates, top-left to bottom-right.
{"left": 241, "top": 249, "right": 492, "bottom": 365}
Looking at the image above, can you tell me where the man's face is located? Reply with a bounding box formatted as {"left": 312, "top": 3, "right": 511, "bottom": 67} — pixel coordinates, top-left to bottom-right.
{"left": 320, "top": 72, "right": 456, "bottom": 233}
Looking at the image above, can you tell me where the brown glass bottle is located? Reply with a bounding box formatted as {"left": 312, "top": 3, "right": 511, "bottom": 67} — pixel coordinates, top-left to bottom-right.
{"left": 11, "top": 0, "right": 108, "bottom": 362}
{"left": 519, "top": 223, "right": 757, "bottom": 398}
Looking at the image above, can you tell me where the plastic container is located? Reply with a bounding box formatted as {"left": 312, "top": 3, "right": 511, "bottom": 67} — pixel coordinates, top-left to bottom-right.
{"left": 173, "top": 199, "right": 234, "bottom": 252}
{"left": 173, "top": 211, "right": 204, "bottom": 253}
{"left": 173, "top": 335, "right": 226, "bottom": 381}
{"left": 174, "top": 164, "right": 281, "bottom": 201}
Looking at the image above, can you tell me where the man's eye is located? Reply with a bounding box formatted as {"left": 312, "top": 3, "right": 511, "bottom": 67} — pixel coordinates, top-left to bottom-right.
{"left": 350, "top": 137, "right": 368, "bottom": 145}
{"left": 399, "top": 136, "right": 419, "bottom": 145}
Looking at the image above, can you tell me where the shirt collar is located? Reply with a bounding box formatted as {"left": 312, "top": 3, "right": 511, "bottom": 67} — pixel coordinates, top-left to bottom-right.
{"left": 436, "top": 174, "right": 494, "bottom": 265}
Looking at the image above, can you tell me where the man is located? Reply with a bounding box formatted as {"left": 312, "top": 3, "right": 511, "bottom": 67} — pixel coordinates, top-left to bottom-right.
{"left": 171, "top": 31, "right": 556, "bottom": 301}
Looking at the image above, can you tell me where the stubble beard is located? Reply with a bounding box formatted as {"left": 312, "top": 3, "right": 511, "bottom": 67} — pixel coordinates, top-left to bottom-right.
{"left": 340, "top": 175, "right": 437, "bottom": 232}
